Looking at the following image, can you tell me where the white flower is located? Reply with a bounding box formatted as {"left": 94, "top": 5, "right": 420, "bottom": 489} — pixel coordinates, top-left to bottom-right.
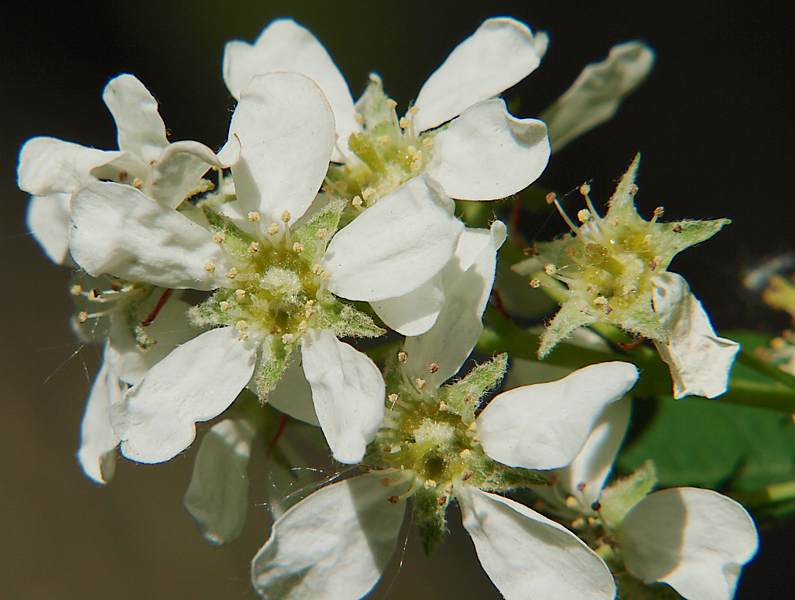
{"left": 552, "top": 400, "right": 759, "bottom": 600}
{"left": 223, "top": 17, "right": 550, "bottom": 203}
{"left": 250, "top": 235, "right": 640, "bottom": 598}
{"left": 69, "top": 72, "right": 462, "bottom": 465}
{"left": 18, "top": 74, "right": 232, "bottom": 264}
{"left": 652, "top": 272, "right": 741, "bottom": 399}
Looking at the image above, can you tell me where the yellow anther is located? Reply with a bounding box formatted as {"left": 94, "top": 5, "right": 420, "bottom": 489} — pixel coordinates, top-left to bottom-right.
{"left": 459, "top": 449, "right": 472, "bottom": 459}
{"left": 292, "top": 242, "right": 305, "bottom": 253}
{"left": 577, "top": 209, "right": 592, "bottom": 223}
{"left": 212, "top": 232, "right": 226, "bottom": 244}
{"left": 565, "top": 495, "right": 579, "bottom": 509}
{"left": 88, "top": 289, "right": 100, "bottom": 301}
{"left": 423, "top": 479, "right": 437, "bottom": 489}
{"left": 351, "top": 196, "right": 363, "bottom": 208}
{"left": 354, "top": 112, "right": 365, "bottom": 125}
{"left": 315, "top": 227, "right": 328, "bottom": 240}
{"left": 545, "top": 192, "right": 557, "bottom": 204}
{"left": 225, "top": 267, "right": 239, "bottom": 279}
{"left": 409, "top": 106, "right": 418, "bottom": 116}
{"left": 77, "top": 311, "right": 89, "bottom": 323}
{"left": 132, "top": 177, "right": 143, "bottom": 189}
{"left": 235, "top": 320, "right": 249, "bottom": 332}
{"left": 377, "top": 135, "right": 390, "bottom": 147}
{"left": 398, "top": 116, "right": 410, "bottom": 129}
{"left": 362, "top": 187, "right": 375, "bottom": 202}
{"left": 397, "top": 350, "right": 408, "bottom": 363}
{"left": 267, "top": 222, "right": 280, "bottom": 236}
{"left": 428, "top": 362, "right": 439, "bottom": 374}
{"left": 387, "top": 393, "right": 399, "bottom": 405}
{"left": 219, "top": 301, "right": 230, "bottom": 312}
{"left": 247, "top": 241, "right": 260, "bottom": 254}
{"left": 70, "top": 284, "right": 83, "bottom": 296}
{"left": 529, "top": 278, "right": 542, "bottom": 288}
{"left": 235, "top": 289, "right": 246, "bottom": 301}
{"left": 281, "top": 333, "right": 295, "bottom": 344}
{"left": 281, "top": 210, "right": 291, "bottom": 223}
{"left": 544, "top": 263, "right": 557, "bottom": 276}
{"left": 421, "top": 137, "right": 433, "bottom": 148}
{"left": 438, "top": 400, "right": 448, "bottom": 412}
{"left": 415, "top": 377, "right": 426, "bottom": 390}
{"left": 204, "top": 261, "right": 216, "bottom": 273}
{"left": 247, "top": 211, "right": 261, "bottom": 222}
{"left": 579, "top": 183, "right": 591, "bottom": 196}
{"left": 386, "top": 99, "right": 397, "bottom": 109}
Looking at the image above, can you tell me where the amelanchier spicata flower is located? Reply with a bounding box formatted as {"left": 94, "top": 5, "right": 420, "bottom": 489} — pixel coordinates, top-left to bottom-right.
{"left": 224, "top": 17, "right": 551, "bottom": 207}
{"left": 250, "top": 219, "right": 641, "bottom": 599}
{"left": 18, "top": 73, "right": 233, "bottom": 264}
{"left": 68, "top": 71, "right": 462, "bottom": 466}
{"left": 514, "top": 154, "right": 740, "bottom": 398}
{"left": 537, "top": 399, "right": 758, "bottom": 600}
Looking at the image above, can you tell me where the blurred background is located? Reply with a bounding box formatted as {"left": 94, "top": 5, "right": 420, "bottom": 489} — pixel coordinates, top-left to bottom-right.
{"left": 2, "top": 1, "right": 793, "bottom": 598}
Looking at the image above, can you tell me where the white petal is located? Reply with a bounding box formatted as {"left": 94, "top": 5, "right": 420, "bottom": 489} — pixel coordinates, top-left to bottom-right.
{"left": 458, "top": 486, "right": 616, "bottom": 600}
{"left": 477, "top": 361, "right": 639, "bottom": 470}
{"left": 252, "top": 471, "right": 410, "bottom": 599}
{"left": 404, "top": 221, "right": 506, "bottom": 388}
{"left": 112, "top": 327, "right": 257, "bottom": 463}
{"left": 300, "top": 330, "right": 384, "bottom": 463}
{"left": 17, "top": 136, "right": 121, "bottom": 195}
{"left": 223, "top": 18, "right": 358, "bottom": 161}
{"left": 620, "top": 488, "right": 758, "bottom": 600}
{"left": 184, "top": 416, "right": 256, "bottom": 544}
{"left": 267, "top": 354, "right": 320, "bottom": 426}
{"left": 147, "top": 140, "right": 229, "bottom": 208}
{"left": 78, "top": 349, "right": 123, "bottom": 484}
{"left": 324, "top": 177, "right": 463, "bottom": 301}
{"left": 26, "top": 193, "right": 71, "bottom": 264}
{"left": 370, "top": 273, "right": 444, "bottom": 336}
{"left": 102, "top": 74, "right": 168, "bottom": 163}
{"left": 107, "top": 296, "right": 195, "bottom": 385}
{"left": 427, "top": 99, "right": 549, "bottom": 200}
{"left": 652, "top": 272, "right": 740, "bottom": 399}
{"left": 543, "top": 42, "right": 654, "bottom": 152}
{"left": 228, "top": 72, "right": 336, "bottom": 224}
{"left": 69, "top": 181, "right": 229, "bottom": 290}
{"left": 413, "top": 18, "right": 544, "bottom": 132}
{"left": 558, "top": 397, "right": 632, "bottom": 508}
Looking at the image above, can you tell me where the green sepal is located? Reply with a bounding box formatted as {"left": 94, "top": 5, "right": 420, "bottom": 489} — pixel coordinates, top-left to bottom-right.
{"left": 315, "top": 295, "right": 385, "bottom": 339}
{"left": 292, "top": 197, "right": 346, "bottom": 263}
{"left": 413, "top": 486, "right": 450, "bottom": 555}
{"left": 255, "top": 336, "right": 293, "bottom": 398}
{"left": 442, "top": 354, "right": 508, "bottom": 424}
{"left": 599, "top": 460, "right": 657, "bottom": 530}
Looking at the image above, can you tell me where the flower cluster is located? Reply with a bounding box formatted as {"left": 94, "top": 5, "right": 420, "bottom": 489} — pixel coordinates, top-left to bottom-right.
{"left": 19, "top": 16, "right": 761, "bottom": 600}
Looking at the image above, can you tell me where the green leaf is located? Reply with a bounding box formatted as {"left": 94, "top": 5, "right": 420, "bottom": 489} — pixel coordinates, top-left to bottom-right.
{"left": 600, "top": 460, "right": 657, "bottom": 530}
{"left": 619, "top": 396, "right": 795, "bottom": 503}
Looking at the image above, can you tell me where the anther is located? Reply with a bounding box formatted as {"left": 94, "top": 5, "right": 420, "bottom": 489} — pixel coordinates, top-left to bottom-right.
{"left": 437, "top": 495, "right": 448, "bottom": 506}
{"left": 361, "top": 188, "right": 375, "bottom": 203}
{"left": 544, "top": 263, "right": 557, "bottom": 276}
{"left": 235, "top": 320, "right": 249, "bottom": 332}
{"left": 292, "top": 242, "right": 305, "bottom": 253}
{"left": 281, "top": 333, "right": 295, "bottom": 344}
{"left": 629, "top": 184, "right": 639, "bottom": 195}
{"left": 235, "top": 289, "right": 246, "bottom": 301}
{"left": 397, "top": 350, "right": 408, "bottom": 363}
{"left": 423, "top": 479, "right": 437, "bottom": 489}
{"left": 672, "top": 223, "right": 683, "bottom": 233}
{"left": 438, "top": 401, "right": 448, "bottom": 412}
{"left": 651, "top": 206, "right": 664, "bottom": 223}
{"left": 204, "top": 261, "right": 216, "bottom": 273}
{"left": 219, "top": 301, "right": 230, "bottom": 312}
{"left": 351, "top": 195, "right": 363, "bottom": 208}
{"left": 267, "top": 222, "right": 280, "bottom": 236}
{"left": 399, "top": 116, "right": 410, "bottom": 129}
{"left": 247, "top": 211, "right": 261, "bottom": 222}
{"left": 70, "top": 284, "right": 83, "bottom": 296}
{"left": 132, "top": 177, "right": 143, "bottom": 189}
{"left": 225, "top": 267, "right": 238, "bottom": 279}
{"left": 387, "top": 495, "right": 399, "bottom": 504}
{"left": 462, "top": 471, "right": 472, "bottom": 481}
{"left": 281, "top": 210, "right": 291, "bottom": 224}
{"left": 565, "top": 495, "right": 579, "bottom": 509}
{"left": 388, "top": 393, "right": 399, "bottom": 408}
{"left": 577, "top": 209, "right": 592, "bottom": 223}
{"left": 247, "top": 242, "right": 260, "bottom": 254}
{"left": 459, "top": 449, "right": 472, "bottom": 459}
{"left": 88, "top": 289, "right": 100, "bottom": 301}
{"left": 315, "top": 227, "right": 328, "bottom": 240}
{"left": 545, "top": 192, "right": 557, "bottom": 205}
{"left": 386, "top": 99, "right": 397, "bottom": 110}
{"left": 354, "top": 112, "right": 365, "bottom": 125}
{"left": 421, "top": 137, "right": 433, "bottom": 148}
{"left": 579, "top": 183, "right": 591, "bottom": 197}
{"left": 415, "top": 378, "right": 426, "bottom": 390}
{"left": 77, "top": 311, "right": 89, "bottom": 323}
{"left": 427, "top": 362, "right": 439, "bottom": 374}
{"left": 529, "top": 278, "right": 542, "bottom": 288}
{"left": 212, "top": 232, "right": 226, "bottom": 244}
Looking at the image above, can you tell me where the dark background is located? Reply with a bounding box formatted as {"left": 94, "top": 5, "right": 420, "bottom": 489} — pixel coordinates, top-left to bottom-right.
{"left": 2, "top": 1, "right": 792, "bottom": 598}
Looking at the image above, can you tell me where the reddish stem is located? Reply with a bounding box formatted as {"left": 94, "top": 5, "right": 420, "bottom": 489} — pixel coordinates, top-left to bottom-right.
{"left": 265, "top": 414, "right": 289, "bottom": 460}
{"left": 509, "top": 194, "right": 522, "bottom": 237}
{"left": 490, "top": 288, "right": 512, "bottom": 321}
{"left": 140, "top": 289, "right": 174, "bottom": 327}
{"left": 618, "top": 337, "right": 647, "bottom": 351}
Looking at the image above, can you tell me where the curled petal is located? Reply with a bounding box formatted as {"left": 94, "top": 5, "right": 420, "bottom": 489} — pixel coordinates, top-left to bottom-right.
{"left": 477, "top": 361, "right": 638, "bottom": 470}
{"left": 78, "top": 348, "right": 123, "bottom": 484}
{"left": 148, "top": 140, "right": 230, "bottom": 208}
{"left": 543, "top": 42, "right": 654, "bottom": 152}
{"left": 427, "top": 99, "right": 549, "bottom": 200}
{"left": 112, "top": 327, "right": 257, "bottom": 463}
{"left": 69, "top": 181, "right": 229, "bottom": 290}
{"left": 252, "top": 471, "right": 410, "bottom": 599}
{"left": 414, "top": 18, "right": 544, "bottom": 132}
{"left": 102, "top": 74, "right": 168, "bottom": 163}
{"left": 26, "top": 193, "right": 71, "bottom": 264}
{"left": 370, "top": 273, "right": 444, "bottom": 336}
{"left": 620, "top": 488, "right": 758, "bottom": 600}
{"left": 301, "top": 330, "right": 385, "bottom": 463}
{"left": 652, "top": 272, "right": 740, "bottom": 399}
{"left": 324, "top": 177, "right": 463, "bottom": 302}
{"left": 184, "top": 416, "right": 257, "bottom": 545}
{"left": 223, "top": 18, "right": 358, "bottom": 161}
{"left": 227, "top": 72, "right": 336, "bottom": 224}
{"left": 458, "top": 486, "right": 616, "bottom": 600}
